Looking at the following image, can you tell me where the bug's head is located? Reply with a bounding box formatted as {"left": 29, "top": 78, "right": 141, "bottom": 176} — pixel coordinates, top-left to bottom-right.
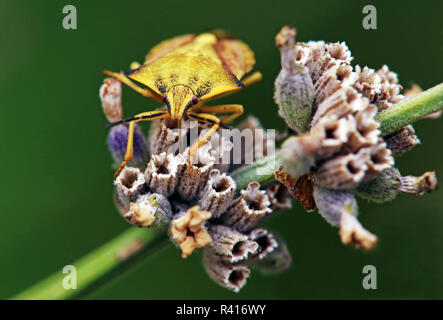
{"left": 162, "top": 85, "right": 199, "bottom": 120}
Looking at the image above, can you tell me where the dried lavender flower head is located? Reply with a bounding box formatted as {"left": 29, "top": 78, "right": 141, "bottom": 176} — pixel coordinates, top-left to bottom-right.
{"left": 273, "top": 25, "right": 438, "bottom": 250}
{"left": 101, "top": 103, "right": 293, "bottom": 291}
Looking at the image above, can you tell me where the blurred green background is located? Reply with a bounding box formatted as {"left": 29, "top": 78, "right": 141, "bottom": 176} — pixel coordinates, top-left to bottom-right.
{"left": 1, "top": 0, "right": 442, "bottom": 299}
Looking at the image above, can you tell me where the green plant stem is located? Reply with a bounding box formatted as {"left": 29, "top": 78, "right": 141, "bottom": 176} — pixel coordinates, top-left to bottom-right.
{"left": 13, "top": 82, "right": 442, "bottom": 300}
{"left": 376, "top": 82, "right": 443, "bottom": 135}
{"left": 12, "top": 228, "right": 168, "bottom": 300}
{"left": 231, "top": 153, "right": 282, "bottom": 192}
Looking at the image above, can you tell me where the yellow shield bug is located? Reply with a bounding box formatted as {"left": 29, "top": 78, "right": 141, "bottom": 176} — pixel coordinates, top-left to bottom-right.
{"left": 104, "top": 31, "right": 262, "bottom": 178}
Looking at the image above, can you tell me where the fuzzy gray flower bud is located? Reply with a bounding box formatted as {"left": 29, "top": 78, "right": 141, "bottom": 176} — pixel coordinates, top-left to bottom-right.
{"left": 274, "top": 25, "right": 314, "bottom": 134}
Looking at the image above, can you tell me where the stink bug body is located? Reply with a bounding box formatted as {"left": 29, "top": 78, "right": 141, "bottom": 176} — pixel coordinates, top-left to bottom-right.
{"left": 104, "top": 31, "right": 262, "bottom": 178}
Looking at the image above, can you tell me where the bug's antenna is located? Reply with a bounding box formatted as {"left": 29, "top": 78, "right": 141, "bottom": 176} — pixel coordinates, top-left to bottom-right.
{"left": 105, "top": 117, "right": 137, "bottom": 128}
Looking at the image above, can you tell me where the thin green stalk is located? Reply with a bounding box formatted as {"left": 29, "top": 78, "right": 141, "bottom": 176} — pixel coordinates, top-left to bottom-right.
{"left": 12, "top": 228, "right": 168, "bottom": 300}
{"left": 231, "top": 153, "right": 281, "bottom": 192}
{"left": 376, "top": 82, "right": 443, "bottom": 135}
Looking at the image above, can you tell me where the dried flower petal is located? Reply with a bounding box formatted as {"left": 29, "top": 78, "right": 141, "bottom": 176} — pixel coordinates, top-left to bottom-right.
{"left": 313, "top": 185, "right": 377, "bottom": 250}
{"left": 125, "top": 193, "right": 172, "bottom": 228}
{"left": 100, "top": 78, "right": 123, "bottom": 123}
{"left": 274, "top": 168, "right": 315, "bottom": 212}
{"left": 398, "top": 171, "right": 437, "bottom": 195}
{"left": 339, "top": 210, "right": 378, "bottom": 251}
{"left": 171, "top": 206, "right": 212, "bottom": 258}
{"left": 126, "top": 201, "right": 156, "bottom": 228}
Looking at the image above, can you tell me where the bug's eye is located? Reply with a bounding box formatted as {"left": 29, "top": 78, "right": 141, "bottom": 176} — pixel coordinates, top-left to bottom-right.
{"left": 191, "top": 96, "right": 198, "bottom": 105}
{"left": 162, "top": 94, "right": 168, "bottom": 102}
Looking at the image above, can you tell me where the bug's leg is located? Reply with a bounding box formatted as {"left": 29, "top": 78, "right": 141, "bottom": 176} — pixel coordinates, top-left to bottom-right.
{"left": 113, "top": 110, "right": 169, "bottom": 179}
{"left": 187, "top": 112, "right": 221, "bottom": 169}
{"left": 196, "top": 104, "right": 244, "bottom": 124}
{"left": 242, "top": 71, "right": 262, "bottom": 87}
{"left": 103, "top": 70, "right": 163, "bottom": 102}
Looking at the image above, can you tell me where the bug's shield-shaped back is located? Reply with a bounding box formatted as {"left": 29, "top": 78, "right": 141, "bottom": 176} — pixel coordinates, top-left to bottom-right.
{"left": 127, "top": 33, "right": 256, "bottom": 101}
{"left": 144, "top": 34, "right": 196, "bottom": 65}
